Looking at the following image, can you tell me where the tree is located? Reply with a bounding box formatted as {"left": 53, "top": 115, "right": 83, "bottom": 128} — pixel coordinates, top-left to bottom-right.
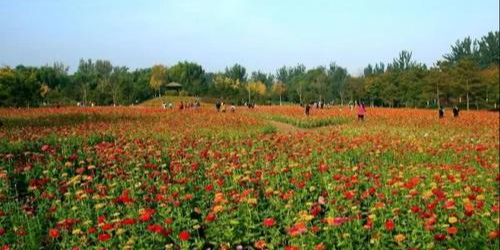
{"left": 390, "top": 50, "right": 417, "bottom": 71}
{"left": 479, "top": 66, "right": 499, "bottom": 109}
{"left": 327, "top": 63, "right": 348, "bottom": 105}
{"left": 477, "top": 31, "right": 500, "bottom": 68}
{"left": 251, "top": 71, "right": 274, "bottom": 88}
{"left": 109, "top": 66, "right": 129, "bottom": 106}
{"left": 0, "top": 67, "right": 16, "bottom": 106}
{"left": 246, "top": 81, "right": 267, "bottom": 103}
{"left": 444, "top": 37, "right": 478, "bottom": 65}
{"left": 168, "top": 62, "right": 206, "bottom": 95}
{"left": 150, "top": 65, "right": 166, "bottom": 97}
{"left": 75, "top": 59, "right": 97, "bottom": 106}
{"left": 456, "top": 59, "right": 481, "bottom": 110}
{"left": 271, "top": 81, "right": 286, "bottom": 105}
{"left": 225, "top": 64, "right": 247, "bottom": 83}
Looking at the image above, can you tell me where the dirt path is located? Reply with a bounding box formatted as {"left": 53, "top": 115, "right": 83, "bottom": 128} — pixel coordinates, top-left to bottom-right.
{"left": 268, "top": 120, "right": 306, "bottom": 133}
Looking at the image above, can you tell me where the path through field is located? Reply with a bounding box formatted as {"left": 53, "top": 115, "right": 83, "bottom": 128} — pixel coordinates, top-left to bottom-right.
{"left": 267, "top": 120, "right": 305, "bottom": 133}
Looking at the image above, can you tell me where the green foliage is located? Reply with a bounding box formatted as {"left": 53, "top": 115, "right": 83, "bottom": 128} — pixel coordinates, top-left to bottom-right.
{"left": 0, "top": 31, "right": 498, "bottom": 109}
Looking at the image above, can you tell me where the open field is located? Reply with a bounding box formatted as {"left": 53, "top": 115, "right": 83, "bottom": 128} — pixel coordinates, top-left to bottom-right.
{"left": 0, "top": 106, "right": 498, "bottom": 250}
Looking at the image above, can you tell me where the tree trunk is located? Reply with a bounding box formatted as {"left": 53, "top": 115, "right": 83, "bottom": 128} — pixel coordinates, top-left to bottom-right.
{"left": 436, "top": 84, "right": 440, "bottom": 110}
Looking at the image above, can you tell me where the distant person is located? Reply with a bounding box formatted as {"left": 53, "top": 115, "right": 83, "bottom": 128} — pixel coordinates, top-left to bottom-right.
{"left": 162, "top": 102, "right": 167, "bottom": 109}
{"left": 349, "top": 101, "right": 354, "bottom": 111}
{"left": 439, "top": 107, "right": 444, "bottom": 118}
{"left": 305, "top": 103, "right": 311, "bottom": 116}
{"left": 357, "top": 101, "right": 366, "bottom": 121}
{"left": 216, "top": 100, "right": 221, "bottom": 112}
{"left": 221, "top": 102, "right": 226, "bottom": 113}
{"left": 179, "top": 101, "right": 184, "bottom": 110}
{"left": 168, "top": 102, "right": 173, "bottom": 109}
{"left": 453, "top": 106, "right": 459, "bottom": 118}
{"left": 230, "top": 103, "right": 236, "bottom": 113}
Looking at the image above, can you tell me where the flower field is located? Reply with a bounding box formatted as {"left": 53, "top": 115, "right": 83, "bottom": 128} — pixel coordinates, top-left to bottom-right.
{"left": 0, "top": 106, "right": 498, "bottom": 250}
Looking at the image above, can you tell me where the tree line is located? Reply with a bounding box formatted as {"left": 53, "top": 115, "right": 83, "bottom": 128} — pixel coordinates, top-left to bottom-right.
{"left": 0, "top": 31, "right": 498, "bottom": 110}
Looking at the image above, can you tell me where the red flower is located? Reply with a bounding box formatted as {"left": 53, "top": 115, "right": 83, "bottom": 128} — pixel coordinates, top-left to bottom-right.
{"left": 385, "top": 220, "right": 395, "bottom": 231}
{"left": 178, "top": 231, "right": 190, "bottom": 241}
{"left": 315, "top": 243, "right": 326, "bottom": 250}
{"left": 88, "top": 227, "right": 97, "bottom": 234}
{"left": 285, "top": 246, "right": 300, "bottom": 250}
{"left": 411, "top": 206, "right": 421, "bottom": 213}
{"left": 147, "top": 224, "right": 163, "bottom": 234}
{"left": 121, "top": 218, "right": 137, "bottom": 226}
{"left": 344, "top": 190, "right": 355, "bottom": 199}
{"left": 98, "top": 233, "right": 111, "bottom": 242}
{"left": 116, "top": 190, "right": 134, "bottom": 204}
{"left": 101, "top": 223, "right": 114, "bottom": 231}
{"left": 139, "top": 209, "right": 155, "bottom": 222}
{"left": 318, "top": 164, "right": 328, "bottom": 172}
{"left": 263, "top": 218, "right": 276, "bottom": 227}
{"left": 488, "top": 230, "right": 499, "bottom": 239}
{"left": 164, "top": 218, "right": 174, "bottom": 224}
{"left": 447, "top": 226, "right": 458, "bottom": 234}
{"left": 434, "top": 233, "right": 446, "bottom": 241}
{"left": 49, "top": 228, "right": 59, "bottom": 239}
{"left": 205, "top": 213, "right": 216, "bottom": 222}
{"left": 98, "top": 215, "right": 106, "bottom": 224}
{"left": 0, "top": 228, "right": 5, "bottom": 236}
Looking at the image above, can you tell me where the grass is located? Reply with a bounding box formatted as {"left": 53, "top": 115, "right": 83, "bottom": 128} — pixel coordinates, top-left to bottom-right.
{"left": 264, "top": 114, "right": 350, "bottom": 129}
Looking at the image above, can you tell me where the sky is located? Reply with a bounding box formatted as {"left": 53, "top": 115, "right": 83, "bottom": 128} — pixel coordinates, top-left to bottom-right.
{"left": 0, "top": 0, "right": 498, "bottom": 75}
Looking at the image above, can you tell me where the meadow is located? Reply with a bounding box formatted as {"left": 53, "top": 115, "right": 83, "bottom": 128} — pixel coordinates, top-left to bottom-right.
{"left": 0, "top": 105, "right": 498, "bottom": 250}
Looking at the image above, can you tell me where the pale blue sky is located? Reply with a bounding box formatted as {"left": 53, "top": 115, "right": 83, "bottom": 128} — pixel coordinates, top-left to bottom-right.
{"left": 0, "top": 0, "right": 498, "bottom": 75}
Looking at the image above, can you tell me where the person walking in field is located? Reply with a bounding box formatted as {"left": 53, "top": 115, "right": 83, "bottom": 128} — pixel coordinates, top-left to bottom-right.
{"left": 357, "top": 101, "right": 366, "bottom": 121}
{"left": 453, "top": 106, "right": 459, "bottom": 118}
{"left": 216, "top": 100, "right": 221, "bottom": 112}
{"left": 179, "top": 101, "right": 184, "bottom": 110}
{"left": 221, "top": 102, "right": 227, "bottom": 113}
{"left": 305, "top": 103, "right": 311, "bottom": 116}
{"left": 439, "top": 107, "right": 444, "bottom": 118}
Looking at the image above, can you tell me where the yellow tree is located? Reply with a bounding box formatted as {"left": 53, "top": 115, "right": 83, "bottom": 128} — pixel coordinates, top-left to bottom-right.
{"left": 246, "top": 81, "right": 267, "bottom": 103}
{"left": 272, "top": 81, "right": 285, "bottom": 105}
{"left": 150, "top": 65, "right": 166, "bottom": 97}
{"left": 40, "top": 84, "right": 50, "bottom": 104}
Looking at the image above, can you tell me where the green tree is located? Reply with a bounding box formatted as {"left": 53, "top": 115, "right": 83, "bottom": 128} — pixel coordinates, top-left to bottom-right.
{"left": 225, "top": 64, "right": 247, "bottom": 83}
{"left": 75, "top": 59, "right": 97, "bottom": 105}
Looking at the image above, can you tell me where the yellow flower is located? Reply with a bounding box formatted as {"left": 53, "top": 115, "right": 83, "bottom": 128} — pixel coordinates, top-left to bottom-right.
{"left": 94, "top": 203, "right": 106, "bottom": 209}
{"left": 247, "top": 198, "right": 257, "bottom": 205}
{"left": 394, "top": 234, "right": 406, "bottom": 242}
{"left": 448, "top": 216, "right": 458, "bottom": 224}
{"left": 116, "top": 228, "right": 126, "bottom": 235}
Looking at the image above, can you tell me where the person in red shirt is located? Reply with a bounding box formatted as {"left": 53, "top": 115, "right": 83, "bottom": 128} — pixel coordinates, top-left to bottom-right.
{"left": 357, "top": 101, "right": 366, "bottom": 121}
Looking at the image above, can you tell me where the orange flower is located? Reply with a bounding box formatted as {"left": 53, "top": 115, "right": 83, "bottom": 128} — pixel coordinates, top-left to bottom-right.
{"left": 254, "top": 240, "right": 266, "bottom": 249}
{"left": 394, "top": 234, "right": 406, "bottom": 242}
{"left": 288, "top": 222, "right": 307, "bottom": 237}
